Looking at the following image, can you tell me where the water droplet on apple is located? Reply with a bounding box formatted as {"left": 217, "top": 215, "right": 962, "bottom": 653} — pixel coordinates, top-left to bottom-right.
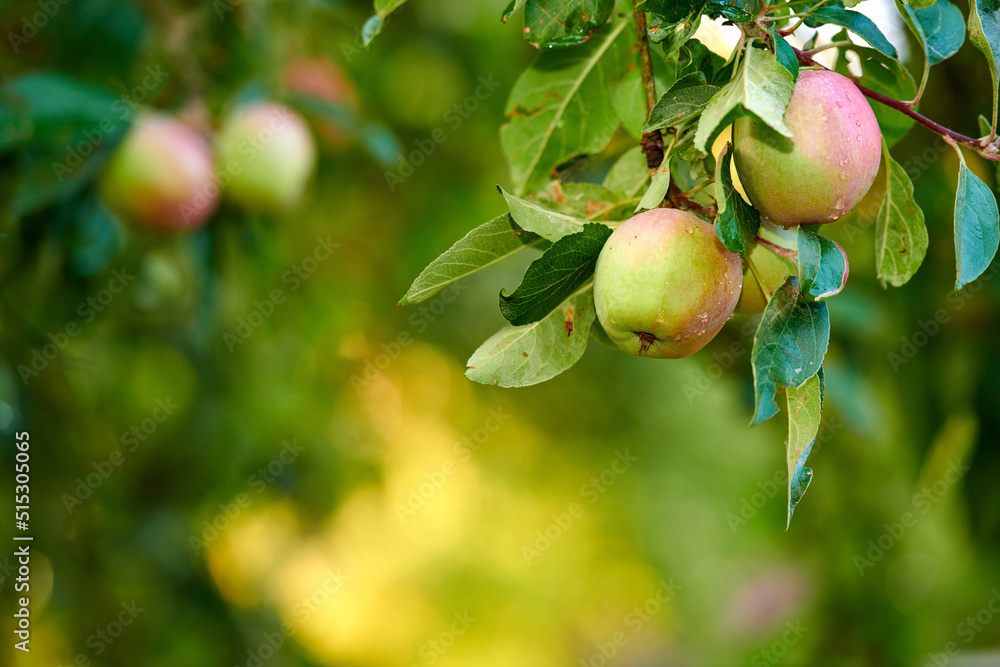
{"left": 821, "top": 114, "right": 828, "bottom": 121}
{"left": 836, "top": 100, "right": 844, "bottom": 108}
{"left": 855, "top": 120, "right": 862, "bottom": 128}
{"left": 685, "top": 226, "right": 694, "bottom": 234}
{"left": 856, "top": 133, "right": 862, "bottom": 142}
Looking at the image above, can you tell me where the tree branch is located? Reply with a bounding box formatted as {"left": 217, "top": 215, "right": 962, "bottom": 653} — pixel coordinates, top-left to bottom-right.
{"left": 792, "top": 47, "right": 1000, "bottom": 161}
{"left": 634, "top": 3, "right": 665, "bottom": 170}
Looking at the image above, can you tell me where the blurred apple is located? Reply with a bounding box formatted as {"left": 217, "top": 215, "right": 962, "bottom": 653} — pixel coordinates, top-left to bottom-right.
{"left": 99, "top": 113, "right": 218, "bottom": 232}
{"left": 216, "top": 102, "right": 317, "bottom": 213}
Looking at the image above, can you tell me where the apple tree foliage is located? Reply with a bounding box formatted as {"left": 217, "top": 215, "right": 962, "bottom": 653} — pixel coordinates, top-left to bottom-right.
{"left": 385, "top": 0, "right": 1000, "bottom": 527}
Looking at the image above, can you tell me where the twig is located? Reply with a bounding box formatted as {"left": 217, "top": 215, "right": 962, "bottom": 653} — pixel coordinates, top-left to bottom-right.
{"left": 792, "top": 46, "right": 1000, "bottom": 161}
{"left": 633, "top": 2, "right": 665, "bottom": 169}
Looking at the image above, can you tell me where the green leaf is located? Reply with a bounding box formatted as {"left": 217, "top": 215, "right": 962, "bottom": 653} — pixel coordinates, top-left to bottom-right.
{"left": 876, "top": 146, "right": 928, "bottom": 287}
{"left": 969, "top": 0, "right": 1000, "bottom": 132}
{"left": 694, "top": 44, "right": 795, "bottom": 154}
{"left": 535, "top": 181, "right": 639, "bottom": 220}
{"left": 524, "top": 0, "right": 615, "bottom": 49}
{"left": 502, "top": 0, "right": 528, "bottom": 23}
{"left": 953, "top": 151, "right": 1000, "bottom": 290}
{"left": 797, "top": 229, "right": 849, "bottom": 301}
{"left": 705, "top": 0, "right": 760, "bottom": 22}
{"left": 608, "top": 54, "right": 647, "bottom": 139}
{"left": 636, "top": 160, "right": 672, "bottom": 211}
{"left": 677, "top": 38, "right": 732, "bottom": 85}
{"left": 714, "top": 143, "right": 760, "bottom": 255}
{"left": 501, "top": 20, "right": 633, "bottom": 195}
{"left": 363, "top": 0, "right": 410, "bottom": 46}
{"left": 639, "top": 0, "right": 706, "bottom": 22}
{"left": 500, "top": 223, "right": 612, "bottom": 325}
{"left": 648, "top": 11, "right": 702, "bottom": 55}
{"left": 769, "top": 30, "right": 800, "bottom": 82}
{"left": 809, "top": 3, "right": 898, "bottom": 59}
{"left": 399, "top": 215, "right": 544, "bottom": 306}
{"left": 643, "top": 73, "right": 720, "bottom": 133}
{"left": 466, "top": 285, "right": 597, "bottom": 387}
{"left": 751, "top": 276, "right": 830, "bottom": 425}
{"left": 499, "top": 186, "right": 592, "bottom": 241}
{"left": 898, "top": 0, "right": 965, "bottom": 100}
{"left": 0, "top": 73, "right": 127, "bottom": 153}
{"left": 603, "top": 146, "right": 651, "bottom": 198}
{"left": 785, "top": 371, "right": 822, "bottom": 529}
{"left": 835, "top": 45, "right": 917, "bottom": 146}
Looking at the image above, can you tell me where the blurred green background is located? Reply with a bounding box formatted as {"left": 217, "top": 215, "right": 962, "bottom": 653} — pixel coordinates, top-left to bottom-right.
{"left": 1, "top": 0, "right": 1000, "bottom": 665}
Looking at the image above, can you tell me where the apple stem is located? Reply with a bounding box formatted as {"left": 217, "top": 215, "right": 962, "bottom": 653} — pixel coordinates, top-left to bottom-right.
{"left": 791, "top": 46, "right": 1000, "bottom": 161}
{"left": 755, "top": 236, "right": 798, "bottom": 260}
{"left": 633, "top": 2, "right": 666, "bottom": 171}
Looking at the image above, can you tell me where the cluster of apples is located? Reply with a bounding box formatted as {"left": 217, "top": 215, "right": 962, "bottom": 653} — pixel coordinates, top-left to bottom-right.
{"left": 98, "top": 58, "right": 353, "bottom": 233}
{"left": 595, "top": 70, "right": 882, "bottom": 358}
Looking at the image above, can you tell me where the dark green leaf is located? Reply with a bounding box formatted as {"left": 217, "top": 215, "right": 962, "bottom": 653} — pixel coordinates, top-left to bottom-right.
{"left": 677, "top": 38, "right": 732, "bottom": 85}
{"left": 954, "top": 153, "right": 1000, "bottom": 290}
{"left": 809, "top": 4, "right": 898, "bottom": 59}
{"left": 798, "top": 228, "right": 849, "bottom": 301}
{"left": 715, "top": 143, "right": 760, "bottom": 255}
{"left": 502, "top": 0, "right": 527, "bottom": 23}
{"left": 876, "top": 146, "right": 928, "bottom": 287}
{"left": 705, "top": 0, "right": 760, "bottom": 22}
{"left": 639, "top": 0, "right": 706, "bottom": 22}
{"left": 500, "top": 223, "right": 612, "bottom": 325}
{"left": 524, "top": 0, "right": 615, "bottom": 49}
{"left": 770, "top": 29, "right": 800, "bottom": 82}
{"left": 899, "top": 0, "right": 965, "bottom": 100}
{"left": 467, "top": 285, "right": 596, "bottom": 387}
{"left": 643, "top": 73, "right": 719, "bottom": 133}
{"left": 364, "top": 0, "right": 409, "bottom": 46}
{"left": 603, "top": 147, "right": 651, "bottom": 199}
{"left": 785, "top": 370, "right": 823, "bottom": 528}
{"left": 400, "top": 215, "right": 545, "bottom": 306}
{"left": 751, "top": 276, "right": 830, "bottom": 425}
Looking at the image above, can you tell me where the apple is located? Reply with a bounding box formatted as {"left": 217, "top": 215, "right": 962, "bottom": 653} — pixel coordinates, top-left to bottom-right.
{"left": 594, "top": 208, "right": 742, "bottom": 359}
{"left": 282, "top": 57, "right": 357, "bottom": 146}
{"left": 216, "top": 102, "right": 317, "bottom": 212}
{"left": 733, "top": 69, "right": 881, "bottom": 225}
{"left": 99, "top": 113, "right": 218, "bottom": 231}
{"left": 734, "top": 241, "right": 796, "bottom": 314}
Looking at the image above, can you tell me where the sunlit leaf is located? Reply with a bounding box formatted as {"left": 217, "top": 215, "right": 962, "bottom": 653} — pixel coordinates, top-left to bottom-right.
{"left": 875, "top": 146, "right": 928, "bottom": 287}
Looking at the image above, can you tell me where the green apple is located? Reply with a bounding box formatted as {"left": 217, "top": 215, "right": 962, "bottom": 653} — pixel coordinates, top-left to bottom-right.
{"left": 735, "top": 241, "right": 796, "bottom": 314}
{"left": 216, "top": 102, "right": 316, "bottom": 212}
{"left": 594, "top": 208, "right": 742, "bottom": 359}
{"left": 733, "top": 70, "right": 881, "bottom": 225}
{"left": 99, "top": 113, "right": 218, "bottom": 231}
